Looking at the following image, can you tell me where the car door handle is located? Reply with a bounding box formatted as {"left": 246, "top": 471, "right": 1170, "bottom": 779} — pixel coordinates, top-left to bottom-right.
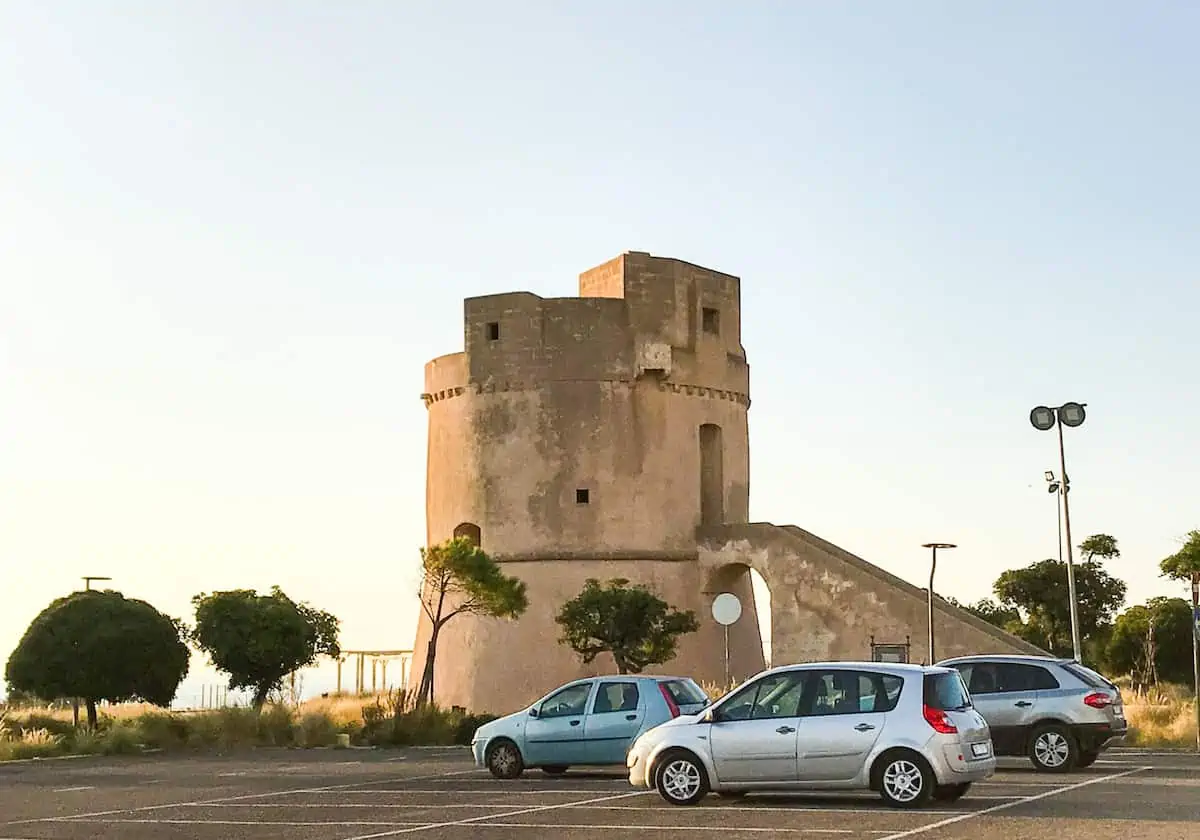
{"left": 776, "top": 725, "right": 795, "bottom": 734}
{"left": 1014, "top": 701, "right": 1033, "bottom": 708}
{"left": 569, "top": 720, "right": 581, "bottom": 726}
{"left": 854, "top": 723, "right": 875, "bottom": 732}
{"left": 625, "top": 714, "right": 638, "bottom": 721}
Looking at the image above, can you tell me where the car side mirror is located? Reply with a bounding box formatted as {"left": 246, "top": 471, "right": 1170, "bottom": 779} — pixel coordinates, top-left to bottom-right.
{"left": 528, "top": 708, "right": 539, "bottom": 718}
{"left": 700, "top": 708, "right": 715, "bottom": 723}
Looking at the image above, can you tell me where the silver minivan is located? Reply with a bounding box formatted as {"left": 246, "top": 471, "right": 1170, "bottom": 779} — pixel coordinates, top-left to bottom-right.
{"left": 936, "top": 654, "right": 1127, "bottom": 772}
{"left": 626, "top": 661, "right": 995, "bottom": 808}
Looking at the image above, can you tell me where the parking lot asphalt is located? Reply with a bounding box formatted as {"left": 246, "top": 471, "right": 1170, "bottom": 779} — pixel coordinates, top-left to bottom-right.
{"left": 1, "top": 748, "right": 1197, "bottom": 839}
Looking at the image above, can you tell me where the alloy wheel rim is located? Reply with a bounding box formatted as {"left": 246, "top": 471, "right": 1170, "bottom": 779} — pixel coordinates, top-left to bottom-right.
{"left": 492, "top": 746, "right": 515, "bottom": 772}
{"left": 882, "top": 759, "right": 923, "bottom": 802}
{"left": 1035, "top": 732, "right": 1069, "bottom": 767}
{"left": 661, "top": 759, "right": 701, "bottom": 800}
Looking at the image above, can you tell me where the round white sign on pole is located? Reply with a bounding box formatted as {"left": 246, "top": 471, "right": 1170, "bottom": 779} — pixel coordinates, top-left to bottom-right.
{"left": 711, "top": 592, "right": 742, "bottom": 626}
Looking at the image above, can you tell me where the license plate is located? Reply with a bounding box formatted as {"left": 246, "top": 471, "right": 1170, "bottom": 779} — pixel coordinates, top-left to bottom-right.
{"left": 971, "top": 742, "right": 990, "bottom": 757}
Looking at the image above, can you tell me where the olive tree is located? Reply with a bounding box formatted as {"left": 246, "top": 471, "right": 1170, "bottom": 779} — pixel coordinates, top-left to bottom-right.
{"left": 555, "top": 578, "right": 700, "bottom": 674}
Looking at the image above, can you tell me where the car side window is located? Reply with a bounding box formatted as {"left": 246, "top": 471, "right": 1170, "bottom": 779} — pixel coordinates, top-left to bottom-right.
{"left": 539, "top": 683, "right": 592, "bottom": 718}
{"left": 592, "top": 681, "right": 640, "bottom": 714}
{"left": 715, "top": 680, "right": 761, "bottom": 721}
{"left": 856, "top": 672, "right": 904, "bottom": 713}
{"left": 801, "top": 670, "right": 902, "bottom": 715}
{"left": 749, "top": 673, "right": 806, "bottom": 719}
{"left": 964, "top": 662, "right": 1001, "bottom": 695}
{"left": 1001, "top": 663, "right": 1059, "bottom": 691}
{"left": 716, "top": 672, "right": 804, "bottom": 721}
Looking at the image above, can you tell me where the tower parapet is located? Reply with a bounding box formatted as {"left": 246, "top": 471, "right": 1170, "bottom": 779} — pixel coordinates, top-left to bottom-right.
{"left": 422, "top": 252, "right": 751, "bottom": 558}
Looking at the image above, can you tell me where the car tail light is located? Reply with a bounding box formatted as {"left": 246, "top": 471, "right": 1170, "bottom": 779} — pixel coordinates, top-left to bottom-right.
{"left": 658, "top": 683, "right": 680, "bottom": 718}
{"left": 1083, "top": 692, "right": 1113, "bottom": 709}
{"left": 923, "top": 704, "right": 958, "bottom": 734}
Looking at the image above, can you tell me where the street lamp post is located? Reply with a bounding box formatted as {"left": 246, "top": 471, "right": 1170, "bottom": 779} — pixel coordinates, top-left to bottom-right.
{"left": 1191, "top": 575, "right": 1199, "bottom": 753}
{"left": 922, "top": 543, "right": 957, "bottom": 664}
{"left": 1030, "top": 402, "right": 1086, "bottom": 663}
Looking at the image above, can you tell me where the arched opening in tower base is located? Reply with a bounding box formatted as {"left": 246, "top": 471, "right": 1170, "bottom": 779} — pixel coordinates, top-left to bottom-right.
{"left": 703, "top": 561, "right": 769, "bottom": 686}
{"left": 748, "top": 567, "right": 772, "bottom": 668}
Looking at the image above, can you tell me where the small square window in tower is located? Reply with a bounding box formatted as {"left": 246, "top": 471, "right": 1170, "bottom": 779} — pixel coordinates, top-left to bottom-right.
{"left": 702, "top": 307, "right": 720, "bottom": 335}
{"left": 486, "top": 322, "right": 500, "bottom": 341}
{"left": 575, "top": 488, "right": 590, "bottom": 504}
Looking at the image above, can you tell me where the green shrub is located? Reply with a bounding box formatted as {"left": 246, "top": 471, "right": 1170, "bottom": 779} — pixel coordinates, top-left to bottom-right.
{"left": 13, "top": 713, "right": 75, "bottom": 740}
{"left": 361, "top": 701, "right": 489, "bottom": 747}
{"left": 257, "top": 704, "right": 296, "bottom": 746}
{"left": 295, "top": 712, "right": 338, "bottom": 748}
{"left": 134, "top": 712, "right": 193, "bottom": 750}
{"left": 101, "top": 722, "right": 143, "bottom": 755}
{"left": 0, "top": 739, "right": 62, "bottom": 761}
{"left": 454, "top": 714, "right": 497, "bottom": 745}
{"left": 66, "top": 728, "right": 104, "bottom": 755}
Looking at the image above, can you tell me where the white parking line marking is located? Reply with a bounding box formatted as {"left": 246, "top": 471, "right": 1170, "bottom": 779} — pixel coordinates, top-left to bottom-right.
{"left": 295, "top": 788, "right": 638, "bottom": 795}
{"left": 64, "top": 819, "right": 429, "bottom": 827}
{"left": 473, "top": 826, "right": 886, "bottom": 834}
{"left": 4, "top": 768, "right": 485, "bottom": 827}
{"left": 876, "top": 766, "right": 1151, "bottom": 840}
{"left": 339, "top": 789, "right": 655, "bottom": 840}
{"left": 51, "top": 787, "right": 94, "bottom": 793}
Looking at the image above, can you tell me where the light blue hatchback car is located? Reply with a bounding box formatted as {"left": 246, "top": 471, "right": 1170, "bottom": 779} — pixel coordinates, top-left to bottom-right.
{"left": 472, "top": 675, "right": 710, "bottom": 779}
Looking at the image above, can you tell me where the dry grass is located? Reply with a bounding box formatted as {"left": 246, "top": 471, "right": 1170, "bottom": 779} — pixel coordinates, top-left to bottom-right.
{"left": 0, "top": 690, "right": 488, "bottom": 760}
{"left": 1118, "top": 682, "right": 1198, "bottom": 748}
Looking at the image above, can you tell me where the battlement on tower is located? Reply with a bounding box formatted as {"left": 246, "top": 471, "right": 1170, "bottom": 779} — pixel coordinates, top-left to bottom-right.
{"left": 431, "top": 252, "right": 747, "bottom": 395}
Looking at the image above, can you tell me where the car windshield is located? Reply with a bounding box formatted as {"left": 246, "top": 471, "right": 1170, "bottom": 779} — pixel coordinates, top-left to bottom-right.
{"left": 660, "top": 679, "right": 708, "bottom": 706}
{"left": 924, "top": 671, "right": 972, "bottom": 711}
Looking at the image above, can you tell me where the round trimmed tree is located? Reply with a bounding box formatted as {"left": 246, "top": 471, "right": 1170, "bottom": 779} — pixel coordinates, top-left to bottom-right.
{"left": 5, "top": 590, "right": 191, "bottom": 727}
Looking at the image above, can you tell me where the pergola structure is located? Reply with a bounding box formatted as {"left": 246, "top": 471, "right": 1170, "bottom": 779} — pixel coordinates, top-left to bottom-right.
{"left": 336, "top": 649, "right": 413, "bottom": 695}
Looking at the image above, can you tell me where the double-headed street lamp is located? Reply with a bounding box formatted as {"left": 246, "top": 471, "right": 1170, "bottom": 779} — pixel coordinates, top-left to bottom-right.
{"left": 1030, "top": 401, "right": 1086, "bottom": 663}
{"left": 923, "top": 542, "right": 957, "bottom": 664}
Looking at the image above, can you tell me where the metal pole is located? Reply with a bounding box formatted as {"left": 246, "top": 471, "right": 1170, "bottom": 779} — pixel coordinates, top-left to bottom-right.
{"left": 928, "top": 547, "right": 937, "bottom": 664}
{"left": 1191, "top": 576, "right": 1199, "bottom": 753}
{"left": 1057, "top": 419, "right": 1083, "bottom": 662}
{"left": 1056, "top": 484, "right": 1063, "bottom": 567}
{"left": 724, "top": 625, "right": 731, "bottom": 688}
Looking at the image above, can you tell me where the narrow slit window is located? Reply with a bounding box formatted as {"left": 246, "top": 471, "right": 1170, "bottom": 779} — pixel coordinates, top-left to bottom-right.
{"left": 486, "top": 321, "right": 500, "bottom": 341}
{"left": 702, "top": 307, "right": 720, "bottom": 334}
{"left": 575, "top": 488, "right": 590, "bottom": 504}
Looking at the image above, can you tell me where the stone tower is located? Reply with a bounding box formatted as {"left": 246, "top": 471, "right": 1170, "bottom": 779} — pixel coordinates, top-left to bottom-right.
{"left": 412, "top": 251, "right": 1043, "bottom": 714}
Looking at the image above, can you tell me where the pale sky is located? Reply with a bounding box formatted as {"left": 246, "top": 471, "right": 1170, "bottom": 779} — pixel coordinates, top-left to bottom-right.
{"left": 3, "top": 2, "right": 1197, "bottom": 702}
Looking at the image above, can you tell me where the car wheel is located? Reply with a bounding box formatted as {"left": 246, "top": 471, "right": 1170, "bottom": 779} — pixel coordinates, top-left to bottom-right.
{"left": 485, "top": 740, "right": 524, "bottom": 780}
{"left": 541, "top": 765, "right": 569, "bottom": 775}
{"left": 933, "top": 782, "right": 971, "bottom": 802}
{"left": 877, "top": 752, "right": 935, "bottom": 809}
{"left": 653, "top": 750, "right": 710, "bottom": 806}
{"left": 1029, "top": 724, "right": 1077, "bottom": 773}
{"left": 1076, "top": 750, "right": 1099, "bottom": 769}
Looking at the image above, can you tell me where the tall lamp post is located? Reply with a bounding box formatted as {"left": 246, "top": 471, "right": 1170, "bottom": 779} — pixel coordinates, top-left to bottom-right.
{"left": 1191, "top": 575, "right": 1199, "bottom": 753}
{"left": 1030, "top": 402, "right": 1086, "bottom": 663}
{"left": 922, "top": 543, "right": 957, "bottom": 664}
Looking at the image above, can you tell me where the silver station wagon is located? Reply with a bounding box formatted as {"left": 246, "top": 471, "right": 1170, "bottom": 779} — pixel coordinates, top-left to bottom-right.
{"left": 936, "top": 654, "right": 1128, "bottom": 772}
{"left": 626, "top": 661, "right": 995, "bottom": 809}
